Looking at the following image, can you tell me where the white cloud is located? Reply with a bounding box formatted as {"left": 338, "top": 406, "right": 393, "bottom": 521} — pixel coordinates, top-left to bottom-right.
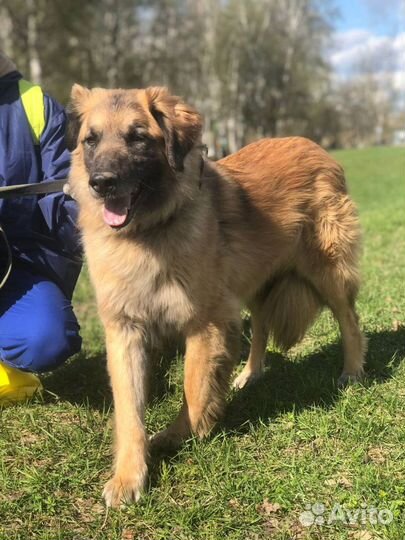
{"left": 329, "top": 28, "right": 405, "bottom": 91}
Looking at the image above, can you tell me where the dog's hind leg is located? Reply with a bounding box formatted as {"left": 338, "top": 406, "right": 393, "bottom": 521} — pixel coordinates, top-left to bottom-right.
{"left": 233, "top": 275, "right": 322, "bottom": 389}
{"left": 329, "top": 294, "right": 367, "bottom": 386}
{"left": 302, "top": 268, "right": 367, "bottom": 386}
{"left": 233, "top": 305, "right": 269, "bottom": 389}
{"left": 152, "top": 319, "right": 240, "bottom": 449}
{"left": 306, "top": 175, "right": 366, "bottom": 384}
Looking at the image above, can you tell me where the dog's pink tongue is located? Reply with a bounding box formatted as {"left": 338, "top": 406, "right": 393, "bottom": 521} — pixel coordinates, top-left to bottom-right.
{"left": 103, "top": 196, "right": 131, "bottom": 227}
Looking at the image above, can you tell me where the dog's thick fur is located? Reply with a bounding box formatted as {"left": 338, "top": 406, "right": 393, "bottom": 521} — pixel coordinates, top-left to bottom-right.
{"left": 67, "top": 85, "right": 366, "bottom": 507}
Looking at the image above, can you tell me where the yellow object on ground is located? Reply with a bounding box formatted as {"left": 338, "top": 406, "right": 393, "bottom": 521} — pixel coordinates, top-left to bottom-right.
{"left": 0, "top": 361, "right": 43, "bottom": 405}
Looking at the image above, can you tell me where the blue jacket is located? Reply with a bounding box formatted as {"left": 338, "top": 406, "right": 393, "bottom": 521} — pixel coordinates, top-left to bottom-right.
{"left": 0, "top": 70, "right": 82, "bottom": 298}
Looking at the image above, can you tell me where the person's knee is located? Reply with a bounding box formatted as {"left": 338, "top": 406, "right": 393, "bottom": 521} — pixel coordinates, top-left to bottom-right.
{"left": 0, "top": 270, "right": 82, "bottom": 373}
{"left": 23, "top": 322, "right": 82, "bottom": 373}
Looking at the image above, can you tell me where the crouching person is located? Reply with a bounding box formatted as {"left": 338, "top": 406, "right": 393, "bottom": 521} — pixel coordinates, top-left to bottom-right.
{"left": 0, "top": 52, "right": 82, "bottom": 404}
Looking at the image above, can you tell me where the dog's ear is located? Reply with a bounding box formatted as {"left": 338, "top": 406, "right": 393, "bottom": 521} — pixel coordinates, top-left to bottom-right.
{"left": 65, "top": 84, "right": 91, "bottom": 151}
{"left": 145, "top": 87, "right": 202, "bottom": 171}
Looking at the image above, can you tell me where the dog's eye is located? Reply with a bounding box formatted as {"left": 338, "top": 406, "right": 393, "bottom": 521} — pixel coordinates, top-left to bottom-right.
{"left": 125, "top": 128, "right": 148, "bottom": 144}
{"left": 83, "top": 135, "right": 98, "bottom": 148}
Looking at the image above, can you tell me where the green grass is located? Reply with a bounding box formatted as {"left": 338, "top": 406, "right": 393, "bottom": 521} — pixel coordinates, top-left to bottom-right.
{"left": 1, "top": 146, "right": 405, "bottom": 540}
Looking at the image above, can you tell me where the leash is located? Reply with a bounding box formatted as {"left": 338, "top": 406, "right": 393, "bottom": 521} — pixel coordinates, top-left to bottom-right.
{"left": 0, "top": 224, "right": 12, "bottom": 289}
{"left": 0, "top": 178, "right": 67, "bottom": 199}
{"left": 0, "top": 179, "right": 67, "bottom": 289}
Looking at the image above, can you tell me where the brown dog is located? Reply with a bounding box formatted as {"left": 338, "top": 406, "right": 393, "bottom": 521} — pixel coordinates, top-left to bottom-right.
{"left": 66, "top": 85, "right": 366, "bottom": 507}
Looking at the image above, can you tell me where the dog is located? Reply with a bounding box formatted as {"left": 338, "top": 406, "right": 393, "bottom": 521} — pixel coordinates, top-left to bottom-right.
{"left": 66, "top": 85, "right": 366, "bottom": 507}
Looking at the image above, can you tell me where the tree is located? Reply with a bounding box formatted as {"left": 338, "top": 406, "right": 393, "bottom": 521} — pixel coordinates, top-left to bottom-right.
{"left": 4, "top": 0, "right": 397, "bottom": 149}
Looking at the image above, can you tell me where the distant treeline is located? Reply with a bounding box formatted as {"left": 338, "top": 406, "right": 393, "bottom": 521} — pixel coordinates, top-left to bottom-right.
{"left": 1, "top": 0, "right": 402, "bottom": 152}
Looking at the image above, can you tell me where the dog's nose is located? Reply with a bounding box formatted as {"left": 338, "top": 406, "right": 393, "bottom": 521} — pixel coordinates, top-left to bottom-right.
{"left": 89, "top": 173, "right": 117, "bottom": 196}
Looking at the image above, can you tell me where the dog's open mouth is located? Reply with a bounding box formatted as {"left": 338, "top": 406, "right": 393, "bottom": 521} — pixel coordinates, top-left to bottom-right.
{"left": 102, "top": 189, "right": 141, "bottom": 229}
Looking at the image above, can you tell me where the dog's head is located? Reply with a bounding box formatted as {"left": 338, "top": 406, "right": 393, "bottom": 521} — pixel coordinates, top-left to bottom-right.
{"left": 66, "top": 85, "right": 203, "bottom": 231}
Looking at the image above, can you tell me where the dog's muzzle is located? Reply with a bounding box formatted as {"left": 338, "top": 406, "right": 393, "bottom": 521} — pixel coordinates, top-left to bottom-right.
{"left": 89, "top": 172, "right": 118, "bottom": 198}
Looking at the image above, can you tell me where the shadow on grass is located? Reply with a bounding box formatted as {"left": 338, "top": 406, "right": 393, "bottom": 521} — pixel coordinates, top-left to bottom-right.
{"left": 42, "top": 344, "right": 182, "bottom": 411}
{"left": 42, "top": 327, "right": 405, "bottom": 492}
{"left": 223, "top": 326, "right": 405, "bottom": 433}
{"left": 43, "top": 351, "right": 112, "bottom": 409}
{"left": 43, "top": 327, "right": 405, "bottom": 430}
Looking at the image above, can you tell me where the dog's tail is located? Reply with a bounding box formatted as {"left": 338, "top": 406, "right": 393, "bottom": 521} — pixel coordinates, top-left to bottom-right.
{"left": 263, "top": 273, "right": 322, "bottom": 351}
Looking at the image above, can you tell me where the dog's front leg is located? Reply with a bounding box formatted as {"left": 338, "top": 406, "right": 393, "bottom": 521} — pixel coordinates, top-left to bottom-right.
{"left": 102, "top": 321, "right": 148, "bottom": 507}
{"left": 152, "top": 319, "right": 240, "bottom": 449}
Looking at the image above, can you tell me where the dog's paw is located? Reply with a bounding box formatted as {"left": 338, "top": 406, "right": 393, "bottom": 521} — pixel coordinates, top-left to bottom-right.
{"left": 102, "top": 467, "right": 148, "bottom": 508}
{"left": 337, "top": 371, "right": 364, "bottom": 388}
{"left": 150, "top": 428, "right": 184, "bottom": 452}
{"left": 232, "top": 368, "right": 262, "bottom": 390}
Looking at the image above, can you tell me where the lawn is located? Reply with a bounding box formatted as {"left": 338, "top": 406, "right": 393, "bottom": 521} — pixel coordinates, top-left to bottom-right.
{"left": 0, "top": 146, "right": 404, "bottom": 540}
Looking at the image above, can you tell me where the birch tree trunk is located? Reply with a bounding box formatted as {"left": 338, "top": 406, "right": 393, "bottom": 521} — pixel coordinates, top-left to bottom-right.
{"left": 26, "top": 0, "right": 42, "bottom": 83}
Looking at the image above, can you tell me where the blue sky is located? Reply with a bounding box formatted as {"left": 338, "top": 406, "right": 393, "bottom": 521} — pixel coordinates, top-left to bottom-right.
{"left": 329, "top": 0, "right": 404, "bottom": 90}
{"left": 335, "top": 0, "right": 401, "bottom": 36}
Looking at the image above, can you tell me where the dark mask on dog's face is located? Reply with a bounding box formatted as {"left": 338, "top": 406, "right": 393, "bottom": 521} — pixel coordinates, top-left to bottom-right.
{"left": 66, "top": 86, "right": 202, "bottom": 230}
